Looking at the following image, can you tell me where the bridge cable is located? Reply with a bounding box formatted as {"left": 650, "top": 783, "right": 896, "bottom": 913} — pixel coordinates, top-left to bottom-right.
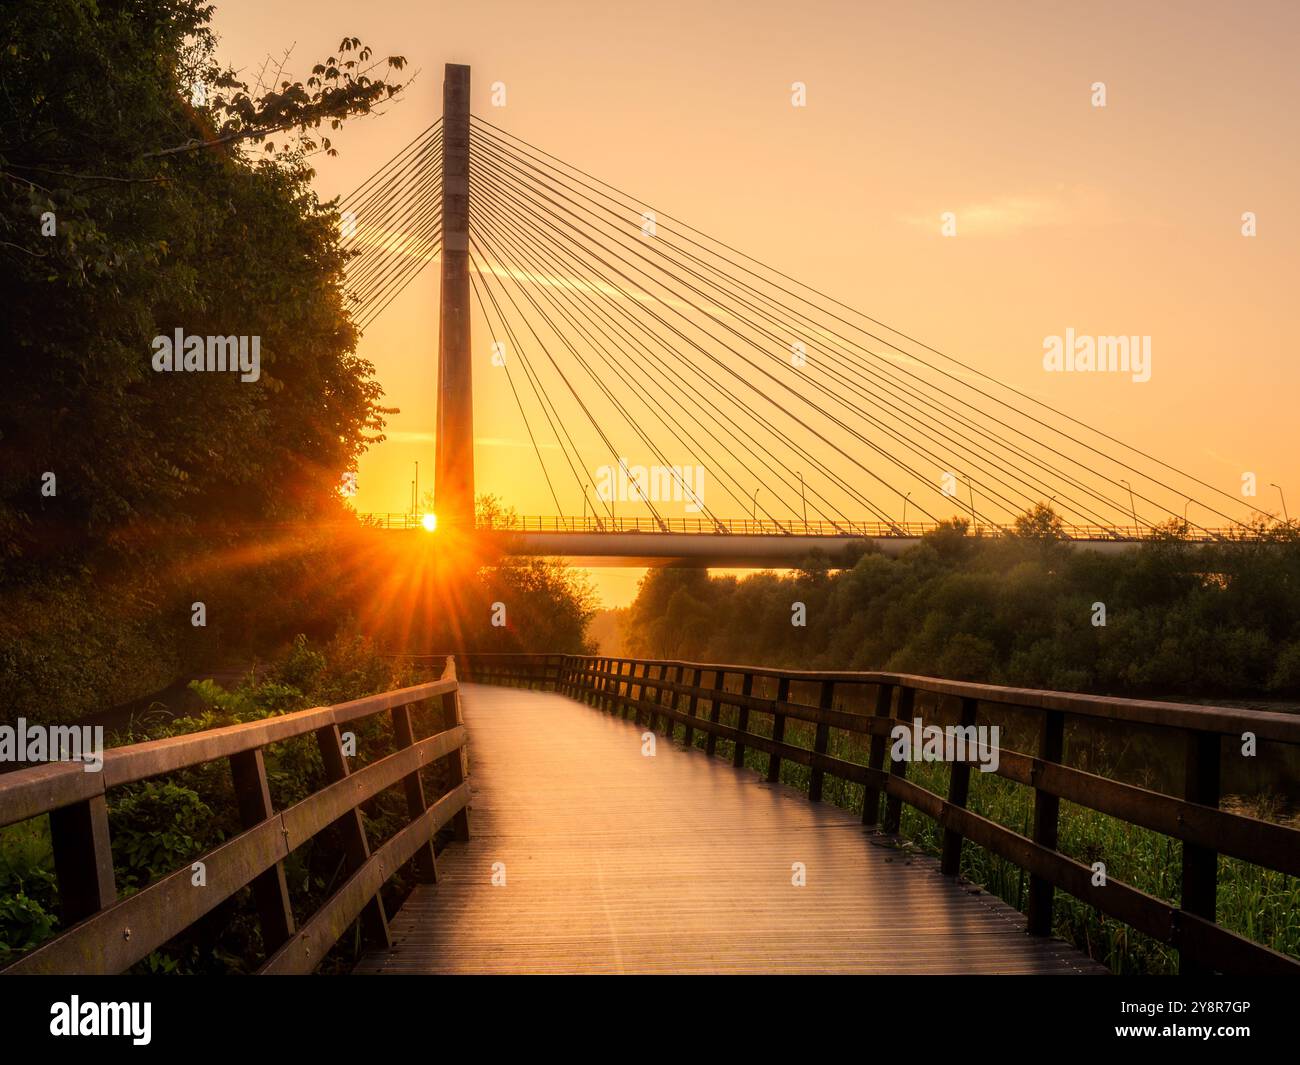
{"left": 469, "top": 243, "right": 616, "bottom": 521}
{"left": 466, "top": 263, "right": 567, "bottom": 518}
{"left": 469, "top": 141, "right": 946, "bottom": 526}
{"left": 471, "top": 134, "right": 1108, "bottom": 528}
{"left": 470, "top": 115, "right": 1250, "bottom": 532}
{"left": 468, "top": 131, "right": 1141, "bottom": 530}
{"left": 469, "top": 175, "right": 779, "bottom": 526}
{"left": 470, "top": 158, "right": 890, "bottom": 526}
{"left": 469, "top": 166, "right": 861, "bottom": 527}
{"left": 467, "top": 223, "right": 671, "bottom": 528}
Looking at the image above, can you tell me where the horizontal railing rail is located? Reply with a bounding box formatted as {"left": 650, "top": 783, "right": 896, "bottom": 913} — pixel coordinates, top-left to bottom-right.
{"left": 0, "top": 659, "right": 471, "bottom": 975}
{"left": 383, "top": 652, "right": 565, "bottom": 690}
{"left": 484, "top": 653, "right": 1300, "bottom": 976}
{"left": 354, "top": 513, "right": 1253, "bottom": 541}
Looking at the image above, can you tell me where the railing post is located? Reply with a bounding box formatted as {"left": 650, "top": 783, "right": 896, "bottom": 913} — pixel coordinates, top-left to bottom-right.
{"left": 390, "top": 703, "right": 439, "bottom": 883}
{"left": 665, "top": 665, "right": 682, "bottom": 741}
{"left": 767, "top": 676, "right": 790, "bottom": 783}
{"left": 808, "top": 680, "right": 834, "bottom": 801}
{"left": 229, "top": 748, "right": 297, "bottom": 949}
{"left": 441, "top": 687, "right": 471, "bottom": 842}
{"left": 1027, "top": 709, "right": 1065, "bottom": 936}
{"left": 863, "top": 683, "right": 894, "bottom": 825}
{"left": 883, "top": 687, "right": 914, "bottom": 834}
{"left": 642, "top": 664, "right": 655, "bottom": 727}
{"left": 651, "top": 664, "right": 667, "bottom": 732}
{"left": 49, "top": 795, "right": 116, "bottom": 925}
{"left": 610, "top": 660, "right": 624, "bottom": 714}
{"left": 940, "top": 696, "right": 979, "bottom": 876}
{"left": 1179, "top": 729, "right": 1221, "bottom": 975}
{"left": 314, "top": 723, "right": 391, "bottom": 949}
{"left": 634, "top": 663, "right": 651, "bottom": 727}
{"left": 683, "top": 667, "right": 701, "bottom": 748}
{"left": 599, "top": 658, "right": 614, "bottom": 712}
{"left": 705, "top": 669, "right": 725, "bottom": 756}
{"left": 626, "top": 663, "right": 642, "bottom": 728}
{"left": 732, "top": 672, "right": 754, "bottom": 768}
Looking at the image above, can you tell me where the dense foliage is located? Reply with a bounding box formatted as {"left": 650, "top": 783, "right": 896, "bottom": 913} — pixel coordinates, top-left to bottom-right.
{"left": 1, "top": 0, "right": 402, "bottom": 558}
{"left": 0, "top": 1, "right": 409, "bottom": 721}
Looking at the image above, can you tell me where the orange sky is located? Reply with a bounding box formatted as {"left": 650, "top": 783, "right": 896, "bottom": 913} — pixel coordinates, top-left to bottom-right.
{"left": 214, "top": 0, "right": 1300, "bottom": 607}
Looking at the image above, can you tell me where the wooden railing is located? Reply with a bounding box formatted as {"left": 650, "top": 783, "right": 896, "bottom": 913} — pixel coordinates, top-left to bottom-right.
{"left": 457, "top": 652, "right": 566, "bottom": 688}
{"left": 0, "top": 658, "right": 470, "bottom": 974}
{"left": 487, "top": 653, "right": 1300, "bottom": 976}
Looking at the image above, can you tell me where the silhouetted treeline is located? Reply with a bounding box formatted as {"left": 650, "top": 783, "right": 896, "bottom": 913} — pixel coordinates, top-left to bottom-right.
{"left": 622, "top": 513, "right": 1300, "bottom": 697}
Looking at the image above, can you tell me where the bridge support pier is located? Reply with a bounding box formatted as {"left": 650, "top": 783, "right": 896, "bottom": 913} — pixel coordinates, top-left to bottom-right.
{"left": 435, "top": 63, "right": 475, "bottom": 530}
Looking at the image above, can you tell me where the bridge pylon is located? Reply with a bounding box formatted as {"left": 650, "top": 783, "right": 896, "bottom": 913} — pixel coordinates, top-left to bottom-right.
{"left": 435, "top": 63, "right": 475, "bottom": 529}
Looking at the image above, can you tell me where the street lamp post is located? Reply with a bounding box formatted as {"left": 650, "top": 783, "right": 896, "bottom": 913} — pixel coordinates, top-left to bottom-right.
{"left": 960, "top": 473, "right": 977, "bottom": 532}
{"left": 1271, "top": 483, "right": 1289, "bottom": 523}
{"left": 1120, "top": 479, "right": 1137, "bottom": 534}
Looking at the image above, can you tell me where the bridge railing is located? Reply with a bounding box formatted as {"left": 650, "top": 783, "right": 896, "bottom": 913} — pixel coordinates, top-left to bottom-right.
{"left": 0, "top": 659, "right": 470, "bottom": 974}
{"left": 357, "top": 512, "right": 1245, "bottom": 541}
{"left": 384, "top": 652, "right": 565, "bottom": 689}
{"left": 484, "top": 653, "right": 1300, "bottom": 975}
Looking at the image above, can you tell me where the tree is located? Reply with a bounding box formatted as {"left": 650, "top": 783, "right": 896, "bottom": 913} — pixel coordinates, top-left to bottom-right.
{"left": 1012, "top": 502, "right": 1066, "bottom": 542}
{"left": 0, "top": 1, "right": 406, "bottom": 561}
{"left": 0, "top": 0, "right": 410, "bottom": 721}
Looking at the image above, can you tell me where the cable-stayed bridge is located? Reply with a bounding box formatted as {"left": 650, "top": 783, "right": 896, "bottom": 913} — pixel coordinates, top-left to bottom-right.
{"left": 338, "top": 65, "right": 1273, "bottom": 565}
{"left": 6, "top": 66, "right": 1299, "bottom": 983}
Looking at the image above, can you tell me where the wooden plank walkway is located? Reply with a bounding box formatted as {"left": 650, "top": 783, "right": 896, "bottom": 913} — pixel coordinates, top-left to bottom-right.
{"left": 356, "top": 683, "right": 1104, "bottom": 974}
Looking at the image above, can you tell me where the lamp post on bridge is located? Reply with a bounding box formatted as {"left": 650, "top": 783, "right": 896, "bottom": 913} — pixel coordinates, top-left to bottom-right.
{"left": 1272, "top": 483, "right": 1289, "bottom": 523}
{"left": 958, "top": 472, "right": 977, "bottom": 533}
{"left": 1120, "top": 479, "right": 1137, "bottom": 536}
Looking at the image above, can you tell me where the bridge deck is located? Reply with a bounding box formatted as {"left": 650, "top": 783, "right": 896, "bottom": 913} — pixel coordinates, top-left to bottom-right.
{"left": 356, "top": 683, "right": 1103, "bottom": 975}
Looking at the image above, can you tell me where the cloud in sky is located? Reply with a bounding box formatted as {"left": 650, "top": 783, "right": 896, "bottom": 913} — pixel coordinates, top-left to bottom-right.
{"left": 901, "top": 186, "right": 1117, "bottom": 236}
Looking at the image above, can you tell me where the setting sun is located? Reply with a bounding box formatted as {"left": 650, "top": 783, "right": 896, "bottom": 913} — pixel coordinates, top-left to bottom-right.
{"left": 421, "top": 512, "right": 438, "bottom": 532}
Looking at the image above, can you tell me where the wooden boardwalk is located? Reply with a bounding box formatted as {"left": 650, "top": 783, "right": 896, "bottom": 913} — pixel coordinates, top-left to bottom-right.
{"left": 356, "top": 683, "right": 1103, "bottom": 975}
